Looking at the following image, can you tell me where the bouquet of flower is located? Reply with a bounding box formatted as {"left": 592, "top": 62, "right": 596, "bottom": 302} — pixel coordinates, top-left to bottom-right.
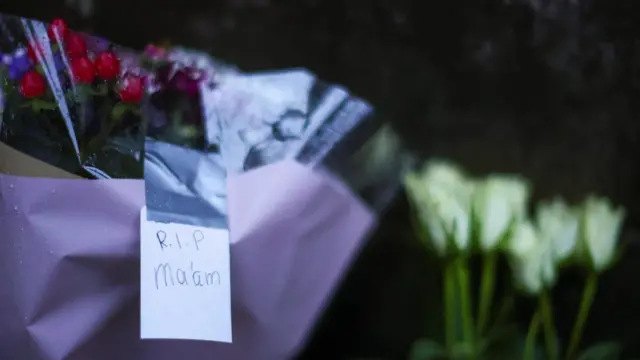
{"left": 0, "top": 16, "right": 151, "bottom": 178}
{"left": 0, "top": 15, "right": 409, "bottom": 357}
{"left": 405, "top": 160, "right": 625, "bottom": 360}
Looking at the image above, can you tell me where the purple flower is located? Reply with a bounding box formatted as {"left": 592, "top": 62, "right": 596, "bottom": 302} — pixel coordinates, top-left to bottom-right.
{"left": 86, "top": 36, "right": 111, "bottom": 53}
{"left": 7, "top": 49, "right": 33, "bottom": 80}
{"left": 168, "top": 68, "right": 202, "bottom": 97}
{"left": 144, "top": 44, "right": 167, "bottom": 60}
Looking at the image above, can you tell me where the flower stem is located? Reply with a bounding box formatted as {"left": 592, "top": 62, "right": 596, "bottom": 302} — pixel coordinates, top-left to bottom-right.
{"left": 455, "top": 256, "right": 475, "bottom": 353}
{"left": 477, "top": 251, "right": 497, "bottom": 336}
{"left": 444, "top": 260, "right": 456, "bottom": 351}
{"left": 539, "top": 291, "right": 559, "bottom": 360}
{"left": 524, "top": 311, "right": 541, "bottom": 360}
{"left": 564, "top": 272, "right": 599, "bottom": 360}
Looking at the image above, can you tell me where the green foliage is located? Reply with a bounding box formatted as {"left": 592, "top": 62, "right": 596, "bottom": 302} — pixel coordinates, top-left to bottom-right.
{"left": 577, "top": 343, "right": 622, "bottom": 360}
{"left": 409, "top": 339, "right": 446, "bottom": 360}
{"left": 405, "top": 160, "right": 625, "bottom": 360}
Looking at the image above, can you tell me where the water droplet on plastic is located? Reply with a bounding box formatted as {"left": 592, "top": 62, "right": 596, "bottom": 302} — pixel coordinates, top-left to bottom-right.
{"left": 13, "top": 205, "right": 18, "bottom": 211}
{"left": 51, "top": 188, "right": 56, "bottom": 194}
{"left": 9, "top": 183, "right": 14, "bottom": 188}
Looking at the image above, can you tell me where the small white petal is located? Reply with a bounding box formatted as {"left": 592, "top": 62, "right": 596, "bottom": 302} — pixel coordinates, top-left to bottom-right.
{"left": 405, "top": 173, "right": 448, "bottom": 254}
{"left": 536, "top": 198, "right": 579, "bottom": 263}
{"left": 421, "top": 160, "right": 467, "bottom": 187}
{"left": 404, "top": 160, "right": 474, "bottom": 254}
{"left": 539, "top": 240, "right": 557, "bottom": 286}
{"left": 509, "top": 221, "right": 542, "bottom": 294}
{"left": 508, "top": 220, "right": 538, "bottom": 259}
{"left": 509, "top": 221, "right": 557, "bottom": 294}
{"left": 474, "top": 175, "right": 530, "bottom": 251}
{"left": 582, "top": 195, "right": 625, "bottom": 272}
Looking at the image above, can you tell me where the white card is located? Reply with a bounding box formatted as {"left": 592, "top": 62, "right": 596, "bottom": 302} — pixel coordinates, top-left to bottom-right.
{"left": 140, "top": 207, "right": 232, "bottom": 342}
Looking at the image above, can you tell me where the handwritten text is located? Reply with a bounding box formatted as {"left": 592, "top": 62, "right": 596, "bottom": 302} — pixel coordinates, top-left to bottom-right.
{"left": 156, "top": 229, "right": 204, "bottom": 251}
{"left": 154, "top": 261, "right": 221, "bottom": 289}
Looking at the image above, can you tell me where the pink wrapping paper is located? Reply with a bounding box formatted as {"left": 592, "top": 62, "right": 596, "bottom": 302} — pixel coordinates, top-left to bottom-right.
{"left": 0, "top": 160, "right": 375, "bottom": 359}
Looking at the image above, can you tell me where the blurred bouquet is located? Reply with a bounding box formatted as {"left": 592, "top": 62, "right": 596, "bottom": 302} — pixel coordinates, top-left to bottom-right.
{"left": 0, "top": 16, "right": 149, "bottom": 178}
{"left": 0, "top": 17, "right": 216, "bottom": 179}
{"left": 405, "top": 161, "right": 625, "bottom": 360}
{"left": 0, "top": 13, "right": 409, "bottom": 357}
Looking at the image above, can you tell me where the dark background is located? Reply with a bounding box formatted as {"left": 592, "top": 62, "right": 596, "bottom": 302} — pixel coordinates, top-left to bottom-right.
{"left": 4, "top": 0, "right": 640, "bottom": 358}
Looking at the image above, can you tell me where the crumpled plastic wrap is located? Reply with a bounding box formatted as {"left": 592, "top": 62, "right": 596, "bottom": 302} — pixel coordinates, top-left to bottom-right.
{"left": 0, "top": 15, "right": 410, "bottom": 360}
{"left": 142, "top": 64, "right": 408, "bottom": 359}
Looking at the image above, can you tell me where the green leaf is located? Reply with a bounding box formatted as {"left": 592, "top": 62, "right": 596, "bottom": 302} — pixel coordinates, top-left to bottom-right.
{"left": 481, "top": 323, "right": 519, "bottom": 351}
{"left": 577, "top": 342, "right": 622, "bottom": 360}
{"left": 28, "top": 99, "right": 58, "bottom": 112}
{"left": 480, "top": 330, "right": 549, "bottom": 360}
{"left": 176, "top": 124, "right": 198, "bottom": 138}
{"left": 450, "top": 342, "right": 475, "bottom": 359}
{"left": 76, "top": 84, "right": 107, "bottom": 97}
{"left": 140, "top": 56, "right": 154, "bottom": 69}
{"left": 69, "top": 84, "right": 93, "bottom": 102}
{"left": 111, "top": 102, "right": 137, "bottom": 122}
{"left": 409, "top": 339, "right": 446, "bottom": 360}
{"left": 94, "top": 83, "right": 109, "bottom": 96}
{"left": 35, "top": 64, "right": 45, "bottom": 75}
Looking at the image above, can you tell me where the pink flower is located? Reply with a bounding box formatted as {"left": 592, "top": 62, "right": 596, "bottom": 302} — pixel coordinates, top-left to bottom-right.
{"left": 144, "top": 44, "right": 167, "bottom": 59}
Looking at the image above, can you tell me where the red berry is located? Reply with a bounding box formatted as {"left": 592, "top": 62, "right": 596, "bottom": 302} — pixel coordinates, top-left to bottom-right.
{"left": 94, "top": 51, "right": 121, "bottom": 80}
{"left": 70, "top": 57, "right": 95, "bottom": 84}
{"left": 119, "top": 74, "right": 144, "bottom": 104}
{"left": 19, "top": 71, "right": 46, "bottom": 98}
{"left": 64, "top": 32, "right": 87, "bottom": 59}
{"left": 27, "top": 41, "right": 43, "bottom": 62}
{"left": 47, "top": 18, "right": 68, "bottom": 42}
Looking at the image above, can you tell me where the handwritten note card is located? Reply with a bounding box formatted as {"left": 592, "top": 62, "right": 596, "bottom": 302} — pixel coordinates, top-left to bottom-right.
{"left": 140, "top": 207, "right": 232, "bottom": 342}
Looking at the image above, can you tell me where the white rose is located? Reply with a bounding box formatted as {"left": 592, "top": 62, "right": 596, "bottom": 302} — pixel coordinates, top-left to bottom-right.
{"left": 535, "top": 198, "right": 580, "bottom": 263}
{"left": 508, "top": 221, "right": 556, "bottom": 295}
{"left": 405, "top": 172, "right": 448, "bottom": 254}
{"left": 580, "top": 195, "right": 625, "bottom": 272}
{"left": 473, "top": 175, "right": 530, "bottom": 251}
{"left": 405, "top": 161, "right": 474, "bottom": 255}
